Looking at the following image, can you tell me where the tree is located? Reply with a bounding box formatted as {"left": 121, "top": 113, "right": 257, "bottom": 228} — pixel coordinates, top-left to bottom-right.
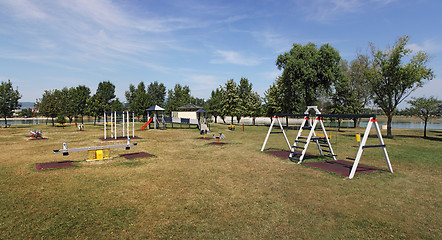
{"left": 406, "top": 97, "right": 441, "bottom": 138}
{"left": 86, "top": 94, "right": 102, "bottom": 125}
{"left": 276, "top": 42, "right": 342, "bottom": 113}
{"left": 237, "top": 77, "right": 253, "bottom": 123}
{"left": 329, "top": 60, "right": 362, "bottom": 129}
{"left": 165, "top": 84, "right": 191, "bottom": 114}
{"left": 36, "top": 89, "right": 63, "bottom": 126}
{"left": 110, "top": 98, "right": 126, "bottom": 112}
{"left": 72, "top": 85, "right": 90, "bottom": 124}
{"left": 249, "top": 92, "right": 262, "bottom": 125}
{"left": 263, "top": 80, "right": 283, "bottom": 119}
{"left": 62, "top": 87, "right": 76, "bottom": 124}
{"left": 147, "top": 81, "right": 166, "bottom": 107}
{"left": 365, "top": 35, "right": 435, "bottom": 137}
{"left": 96, "top": 81, "right": 116, "bottom": 112}
{"left": 206, "top": 88, "right": 223, "bottom": 123}
{"left": 0, "top": 80, "right": 21, "bottom": 126}
{"left": 220, "top": 79, "right": 240, "bottom": 124}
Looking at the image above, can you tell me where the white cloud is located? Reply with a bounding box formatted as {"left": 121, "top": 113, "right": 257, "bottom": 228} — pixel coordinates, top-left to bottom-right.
{"left": 407, "top": 39, "right": 442, "bottom": 53}
{"left": 298, "top": 0, "right": 396, "bottom": 22}
{"left": 211, "top": 50, "right": 260, "bottom": 66}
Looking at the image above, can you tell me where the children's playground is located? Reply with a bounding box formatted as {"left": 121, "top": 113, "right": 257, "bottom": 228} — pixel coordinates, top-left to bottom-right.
{"left": 0, "top": 112, "right": 440, "bottom": 239}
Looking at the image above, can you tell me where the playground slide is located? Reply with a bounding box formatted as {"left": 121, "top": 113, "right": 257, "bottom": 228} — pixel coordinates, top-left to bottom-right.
{"left": 141, "top": 118, "right": 153, "bottom": 130}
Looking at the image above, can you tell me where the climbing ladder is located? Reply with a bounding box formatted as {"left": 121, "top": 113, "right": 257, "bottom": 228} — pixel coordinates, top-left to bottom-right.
{"left": 288, "top": 106, "right": 336, "bottom": 163}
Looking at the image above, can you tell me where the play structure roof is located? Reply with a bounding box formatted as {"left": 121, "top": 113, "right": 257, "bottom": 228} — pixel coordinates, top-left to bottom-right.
{"left": 147, "top": 105, "right": 165, "bottom": 111}
{"left": 177, "top": 104, "right": 202, "bottom": 110}
{"left": 196, "top": 109, "right": 206, "bottom": 113}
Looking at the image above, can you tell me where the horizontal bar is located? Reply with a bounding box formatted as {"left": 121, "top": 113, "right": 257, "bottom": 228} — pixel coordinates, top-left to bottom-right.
{"left": 270, "top": 132, "right": 284, "bottom": 134}
{"left": 317, "top": 114, "right": 376, "bottom": 119}
{"left": 275, "top": 113, "right": 309, "bottom": 118}
{"left": 362, "top": 144, "right": 386, "bottom": 149}
{"left": 54, "top": 143, "right": 137, "bottom": 153}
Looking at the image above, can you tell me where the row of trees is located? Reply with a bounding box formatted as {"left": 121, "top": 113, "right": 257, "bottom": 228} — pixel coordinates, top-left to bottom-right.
{"left": 33, "top": 80, "right": 206, "bottom": 126}
{"left": 206, "top": 78, "right": 261, "bottom": 125}
{"left": 261, "top": 35, "right": 435, "bottom": 137}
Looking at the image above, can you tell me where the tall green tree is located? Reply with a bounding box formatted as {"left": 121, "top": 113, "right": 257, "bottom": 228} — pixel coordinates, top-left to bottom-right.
{"left": 206, "top": 88, "right": 223, "bottom": 123}
{"left": 62, "top": 87, "right": 77, "bottom": 124}
{"left": 96, "top": 81, "right": 116, "bottom": 112}
{"left": 36, "top": 89, "right": 63, "bottom": 126}
{"left": 147, "top": 81, "right": 166, "bottom": 107}
{"left": 263, "top": 79, "right": 282, "bottom": 118}
{"left": 248, "top": 91, "right": 262, "bottom": 125}
{"left": 0, "top": 80, "right": 21, "bottom": 126}
{"left": 237, "top": 77, "right": 253, "bottom": 123}
{"left": 220, "top": 79, "right": 240, "bottom": 124}
{"left": 365, "top": 35, "right": 435, "bottom": 136}
{"left": 276, "top": 42, "right": 342, "bottom": 113}
{"left": 406, "top": 96, "right": 441, "bottom": 138}
{"left": 72, "top": 85, "right": 90, "bottom": 124}
{"left": 86, "top": 94, "right": 102, "bottom": 125}
{"left": 133, "top": 82, "right": 151, "bottom": 119}
{"left": 165, "top": 84, "right": 191, "bottom": 114}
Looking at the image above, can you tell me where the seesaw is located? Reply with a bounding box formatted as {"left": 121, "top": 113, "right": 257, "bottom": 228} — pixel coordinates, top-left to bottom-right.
{"left": 53, "top": 138, "right": 137, "bottom": 161}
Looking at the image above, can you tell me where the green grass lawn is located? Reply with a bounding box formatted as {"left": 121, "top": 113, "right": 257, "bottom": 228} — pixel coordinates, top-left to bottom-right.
{"left": 0, "top": 123, "right": 441, "bottom": 239}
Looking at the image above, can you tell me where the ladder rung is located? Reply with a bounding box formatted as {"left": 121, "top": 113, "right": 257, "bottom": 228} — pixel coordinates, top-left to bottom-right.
{"left": 290, "top": 151, "right": 302, "bottom": 155}
{"left": 362, "top": 144, "right": 386, "bottom": 149}
{"left": 298, "top": 136, "right": 309, "bottom": 139}
{"left": 292, "top": 146, "right": 304, "bottom": 150}
{"left": 320, "top": 144, "right": 329, "bottom": 148}
{"left": 295, "top": 140, "right": 307, "bottom": 144}
{"left": 321, "top": 149, "right": 331, "bottom": 153}
{"left": 302, "top": 126, "right": 312, "bottom": 130}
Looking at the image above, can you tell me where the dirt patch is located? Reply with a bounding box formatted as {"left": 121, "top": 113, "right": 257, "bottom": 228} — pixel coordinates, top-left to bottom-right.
{"left": 35, "top": 161, "right": 74, "bottom": 170}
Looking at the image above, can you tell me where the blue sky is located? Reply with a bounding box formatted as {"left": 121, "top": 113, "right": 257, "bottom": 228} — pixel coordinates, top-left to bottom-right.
{"left": 1, "top": 0, "right": 441, "bottom": 108}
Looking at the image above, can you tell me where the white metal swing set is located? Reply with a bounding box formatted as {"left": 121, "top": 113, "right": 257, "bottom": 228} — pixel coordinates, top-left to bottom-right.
{"left": 261, "top": 106, "right": 393, "bottom": 179}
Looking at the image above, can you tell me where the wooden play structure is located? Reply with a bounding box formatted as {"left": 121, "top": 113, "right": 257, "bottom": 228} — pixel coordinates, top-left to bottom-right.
{"left": 262, "top": 106, "right": 393, "bottom": 179}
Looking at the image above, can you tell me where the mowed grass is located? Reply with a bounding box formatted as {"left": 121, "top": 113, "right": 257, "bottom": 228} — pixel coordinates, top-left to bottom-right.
{"left": 0, "top": 123, "right": 441, "bottom": 239}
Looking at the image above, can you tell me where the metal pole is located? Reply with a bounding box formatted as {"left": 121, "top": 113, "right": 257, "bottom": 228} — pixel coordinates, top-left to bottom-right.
{"left": 349, "top": 118, "right": 373, "bottom": 179}
{"left": 111, "top": 112, "right": 113, "bottom": 138}
{"left": 261, "top": 116, "right": 276, "bottom": 151}
{"left": 114, "top": 111, "right": 117, "bottom": 139}
{"left": 104, "top": 112, "right": 106, "bottom": 139}
{"left": 122, "top": 111, "right": 125, "bottom": 137}
{"left": 132, "top": 112, "right": 135, "bottom": 137}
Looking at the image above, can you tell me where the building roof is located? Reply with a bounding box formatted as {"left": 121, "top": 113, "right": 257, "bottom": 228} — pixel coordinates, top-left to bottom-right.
{"left": 146, "top": 105, "right": 165, "bottom": 111}
{"left": 176, "top": 104, "right": 203, "bottom": 110}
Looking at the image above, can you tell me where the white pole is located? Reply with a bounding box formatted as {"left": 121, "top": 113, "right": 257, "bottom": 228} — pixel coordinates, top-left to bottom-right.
{"left": 374, "top": 120, "right": 393, "bottom": 173}
{"left": 122, "top": 112, "right": 125, "bottom": 138}
{"left": 110, "top": 112, "right": 114, "bottom": 138}
{"left": 349, "top": 118, "right": 373, "bottom": 179}
{"left": 114, "top": 111, "right": 117, "bottom": 139}
{"left": 132, "top": 112, "right": 135, "bottom": 137}
{"left": 127, "top": 111, "right": 129, "bottom": 138}
{"left": 261, "top": 116, "right": 276, "bottom": 151}
{"left": 104, "top": 112, "right": 106, "bottom": 139}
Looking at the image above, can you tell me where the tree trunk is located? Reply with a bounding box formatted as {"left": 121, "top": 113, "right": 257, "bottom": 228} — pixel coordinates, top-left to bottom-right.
{"left": 253, "top": 117, "right": 256, "bottom": 126}
{"left": 4, "top": 116, "right": 7, "bottom": 127}
{"left": 338, "top": 119, "right": 341, "bottom": 132}
{"left": 424, "top": 117, "right": 428, "bottom": 138}
{"left": 51, "top": 117, "right": 55, "bottom": 126}
{"left": 81, "top": 115, "right": 84, "bottom": 124}
{"left": 386, "top": 113, "right": 393, "bottom": 137}
{"left": 214, "top": 115, "right": 218, "bottom": 123}
{"left": 94, "top": 116, "right": 97, "bottom": 125}
{"left": 231, "top": 116, "right": 234, "bottom": 124}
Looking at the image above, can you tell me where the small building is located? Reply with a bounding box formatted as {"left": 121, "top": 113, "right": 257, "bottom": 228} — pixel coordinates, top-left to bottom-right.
{"left": 172, "top": 104, "right": 203, "bottom": 119}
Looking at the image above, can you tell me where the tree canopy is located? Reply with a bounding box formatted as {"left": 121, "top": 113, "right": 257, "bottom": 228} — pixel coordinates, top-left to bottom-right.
{"left": 276, "top": 42, "right": 342, "bottom": 113}
{"left": 365, "top": 35, "right": 435, "bottom": 136}
{"left": 406, "top": 96, "right": 441, "bottom": 138}
{"left": 0, "top": 80, "right": 21, "bottom": 126}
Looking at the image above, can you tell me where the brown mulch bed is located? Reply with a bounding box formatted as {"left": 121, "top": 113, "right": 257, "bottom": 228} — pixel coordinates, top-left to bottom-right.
{"left": 35, "top": 161, "right": 74, "bottom": 170}
{"left": 264, "top": 150, "right": 383, "bottom": 177}
{"left": 207, "top": 142, "right": 228, "bottom": 145}
{"left": 120, "top": 152, "right": 155, "bottom": 159}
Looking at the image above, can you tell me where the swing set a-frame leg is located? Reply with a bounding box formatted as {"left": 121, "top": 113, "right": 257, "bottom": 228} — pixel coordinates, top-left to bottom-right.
{"left": 349, "top": 118, "right": 393, "bottom": 179}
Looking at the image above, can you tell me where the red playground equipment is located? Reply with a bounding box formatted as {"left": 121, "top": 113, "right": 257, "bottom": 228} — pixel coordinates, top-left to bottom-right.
{"left": 141, "top": 118, "right": 153, "bottom": 130}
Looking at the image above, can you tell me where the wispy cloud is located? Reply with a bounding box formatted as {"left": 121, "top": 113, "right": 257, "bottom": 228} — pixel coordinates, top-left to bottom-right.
{"left": 211, "top": 50, "right": 261, "bottom": 66}
{"left": 408, "top": 39, "right": 442, "bottom": 53}
{"left": 297, "top": 0, "right": 396, "bottom": 22}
